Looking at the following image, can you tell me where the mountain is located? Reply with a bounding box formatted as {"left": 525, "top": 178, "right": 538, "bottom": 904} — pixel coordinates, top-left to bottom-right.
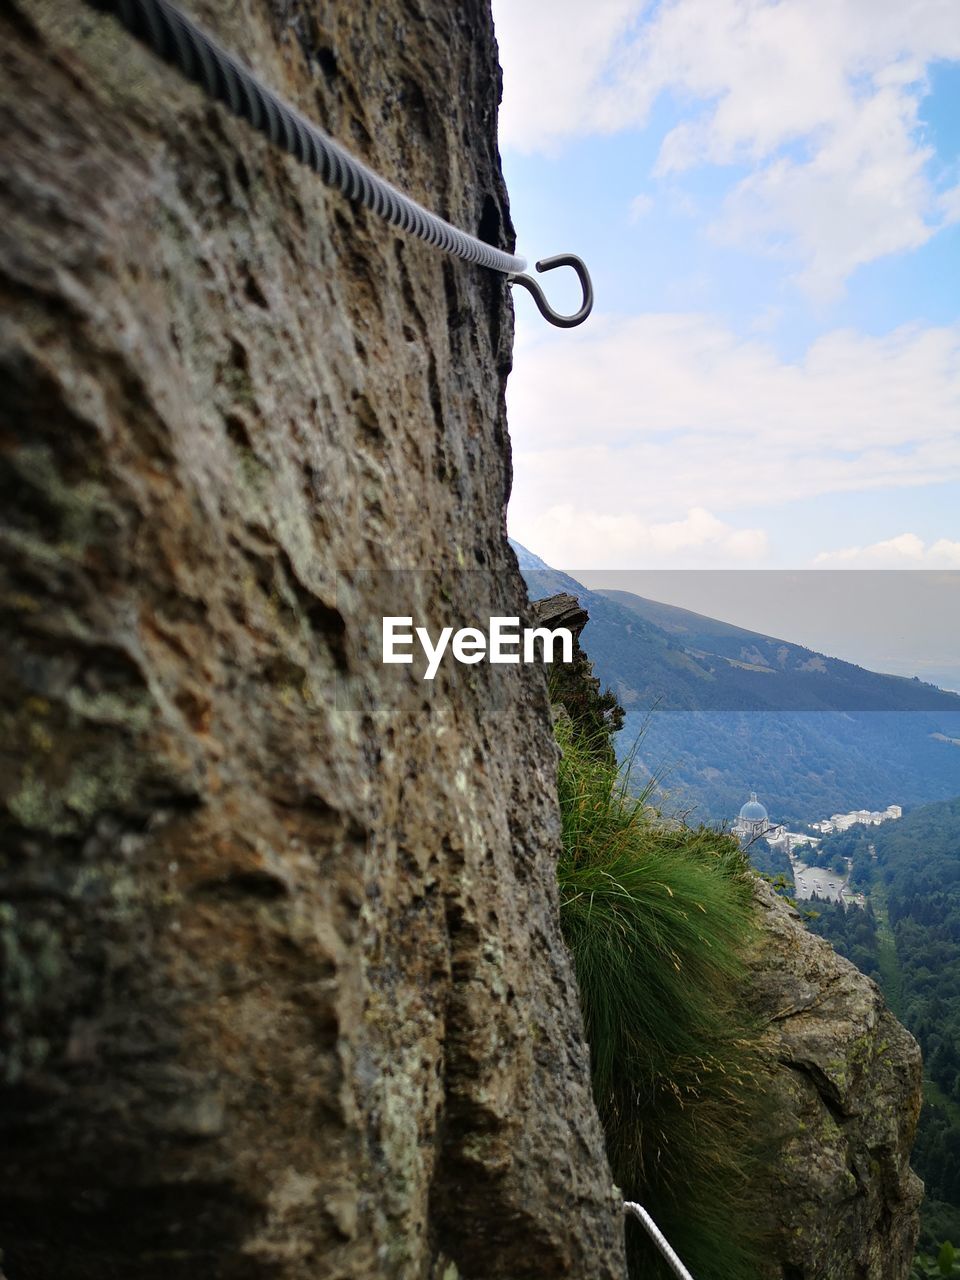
{"left": 513, "top": 541, "right": 960, "bottom": 825}
{"left": 596, "top": 588, "right": 960, "bottom": 713}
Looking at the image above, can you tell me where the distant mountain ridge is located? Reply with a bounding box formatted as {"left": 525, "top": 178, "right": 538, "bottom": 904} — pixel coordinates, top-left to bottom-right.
{"left": 512, "top": 540, "right": 960, "bottom": 824}
{"left": 596, "top": 587, "right": 959, "bottom": 714}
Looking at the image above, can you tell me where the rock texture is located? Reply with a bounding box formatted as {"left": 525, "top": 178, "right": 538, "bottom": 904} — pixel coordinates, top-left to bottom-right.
{"left": 0, "top": 3, "right": 624, "bottom": 1277}
{"left": 530, "top": 593, "right": 623, "bottom": 758}
{"left": 750, "top": 881, "right": 923, "bottom": 1280}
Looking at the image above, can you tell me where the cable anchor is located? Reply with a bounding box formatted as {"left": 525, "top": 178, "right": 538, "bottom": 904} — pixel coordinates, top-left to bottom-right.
{"left": 509, "top": 254, "right": 594, "bottom": 328}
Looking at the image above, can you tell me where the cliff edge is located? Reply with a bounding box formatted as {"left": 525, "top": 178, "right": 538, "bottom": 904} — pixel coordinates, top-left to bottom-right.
{"left": 0, "top": 4, "right": 623, "bottom": 1277}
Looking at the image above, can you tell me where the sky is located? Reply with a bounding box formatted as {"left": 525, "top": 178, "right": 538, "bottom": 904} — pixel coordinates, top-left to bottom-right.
{"left": 492, "top": 0, "right": 960, "bottom": 574}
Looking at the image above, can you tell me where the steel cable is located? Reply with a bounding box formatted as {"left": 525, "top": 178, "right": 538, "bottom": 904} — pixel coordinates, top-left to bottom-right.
{"left": 82, "top": 0, "right": 527, "bottom": 276}
{"left": 624, "top": 1203, "right": 696, "bottom": 1280}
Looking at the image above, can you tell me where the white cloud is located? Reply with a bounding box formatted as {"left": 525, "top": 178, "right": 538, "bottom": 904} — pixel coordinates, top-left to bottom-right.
{"left": 492, "top": 0, "right": 640, "bottom": 154}
{"left": 710, "top": 83, "right": 936, "bottom": 299}
{"left": 506, "top": 314, "right": 960, "bottom": 566}
{"left": 814, "top": 534, "right": 960, "bottom": 567}
{"left": 510, "top": 315, "right": 960, "bottom": 457}
{"left": 938, "top": 182, "right": 960, "bottom": 225}
{"left": 493, "top": 0, "right": 960, "bottom": 293}
{"left": 511, "top": 504, "right": 768, "bottom": 569}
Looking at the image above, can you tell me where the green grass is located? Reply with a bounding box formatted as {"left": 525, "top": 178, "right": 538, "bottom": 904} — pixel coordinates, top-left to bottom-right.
{"left": 554, "top": 714, "right": 773, "bottom": 1280}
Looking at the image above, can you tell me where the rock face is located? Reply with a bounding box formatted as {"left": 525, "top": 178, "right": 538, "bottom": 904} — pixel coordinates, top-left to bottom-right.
{"left": 750, "top": 881, "right": 923, "bottom": 1280}
{"left": 0, "top": 3, "right": 624, "bottom": 1277}
{"left": 529, "top": 593, "right": 623, "bottom": 757}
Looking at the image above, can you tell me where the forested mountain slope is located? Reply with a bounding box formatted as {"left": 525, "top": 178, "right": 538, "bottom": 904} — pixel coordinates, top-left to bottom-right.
{"left": 515, "top": 543, "right": 960, "bottom": 823}
{"left": 807, "top": 797, "right": 960, "bottom": 1252}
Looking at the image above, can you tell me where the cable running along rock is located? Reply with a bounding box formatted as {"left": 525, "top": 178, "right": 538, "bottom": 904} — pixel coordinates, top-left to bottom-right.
{"left": 624, "top": 1202, "right": 696, "bottom": 1280}
{"left": 82, "top": 0, "right": 594, "bottom": 327}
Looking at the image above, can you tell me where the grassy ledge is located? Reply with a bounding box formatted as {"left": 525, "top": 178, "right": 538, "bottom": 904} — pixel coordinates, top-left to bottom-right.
{"left": 554, "top": 712, "right": 773, "bottom": 1280}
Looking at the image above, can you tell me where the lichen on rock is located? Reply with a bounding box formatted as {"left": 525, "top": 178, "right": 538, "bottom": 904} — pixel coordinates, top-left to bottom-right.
{"left": 0, "top": 3, "right": 927, "bottom": 1277}
{"left": 0, "top": 2, "right": 624, "bottom": 1276}
{"left": 749, "top": 880, "right": 923, "bottom": 1279}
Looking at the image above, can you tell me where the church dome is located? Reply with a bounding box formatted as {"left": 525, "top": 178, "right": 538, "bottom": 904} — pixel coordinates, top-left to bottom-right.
{"left": 739, "top": 793, "right": 768, "bottom": 822}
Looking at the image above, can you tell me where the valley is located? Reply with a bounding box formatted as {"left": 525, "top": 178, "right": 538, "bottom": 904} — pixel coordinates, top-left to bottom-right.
{"left": 514, "top": 542, "right": 960, "bottom": 825}
{"left": 516, "top": 540, "right": 960, "bottom": 1256}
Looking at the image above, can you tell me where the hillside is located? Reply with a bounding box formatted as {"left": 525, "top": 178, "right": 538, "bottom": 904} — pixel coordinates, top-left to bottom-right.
{"left": 806, "top": 797, "right": 960, "bottom": 1251}
{"left": 869, "top": 795, "right": 960, "bottom": 1251}
{"left": 514, "top": 543, "right": 960, "bottom": 823}
{"left": 600, "top": 589, "right": 960, "bottom": 713}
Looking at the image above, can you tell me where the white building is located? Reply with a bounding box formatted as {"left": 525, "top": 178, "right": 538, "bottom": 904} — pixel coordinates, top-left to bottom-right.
{"left": 830, "top": 813, "right": 859, "bottom": 831}
{"left": 732, "top": 794, "right": 784, "bottom": 846}
{"left": 822, "top": 806, "right": 903, "bottom": 832}
{"left": 767, "top": 830, "right": 820, "bottom": 856}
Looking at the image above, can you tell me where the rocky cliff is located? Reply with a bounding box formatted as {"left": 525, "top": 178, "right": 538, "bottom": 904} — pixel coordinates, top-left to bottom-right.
{"left": 1, "top": 3, "right": 926, "bottom": 1276}
{"left": 530, "top": 592, "right": 623, "bottom": 759}
{"left": 750, "top": 880, "right": 923, "bottom": 1280}
{"left": 0, "top": 3, "right": 624, "bottom": 1277}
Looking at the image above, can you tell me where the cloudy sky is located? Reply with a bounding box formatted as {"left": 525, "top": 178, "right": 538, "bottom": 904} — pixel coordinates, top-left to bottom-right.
{"left": 493, "top": 0, "right": 960, "bottom": 571}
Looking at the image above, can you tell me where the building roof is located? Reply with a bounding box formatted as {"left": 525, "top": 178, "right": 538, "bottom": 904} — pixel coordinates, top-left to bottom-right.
{"left": 739, "top": 792, "right": 768, "bottom": 823}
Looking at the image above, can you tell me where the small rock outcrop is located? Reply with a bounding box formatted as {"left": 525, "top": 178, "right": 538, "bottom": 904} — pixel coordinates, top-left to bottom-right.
{"left": 750, "top": 881, "right": 923, "bottom": 1279}
{"left": 0, "top": 3, "right": 623, "bottom": 1277}
{"left": 530, "top": 593, "right": 623, "bottom": 754}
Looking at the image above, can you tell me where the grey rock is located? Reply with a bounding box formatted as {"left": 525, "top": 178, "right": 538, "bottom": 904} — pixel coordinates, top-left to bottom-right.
{"left": 750, "top": 880, "right": 923, "bottom": 1279}
{"left": 0, "top": 2, "right": 624, "bottom": 1276}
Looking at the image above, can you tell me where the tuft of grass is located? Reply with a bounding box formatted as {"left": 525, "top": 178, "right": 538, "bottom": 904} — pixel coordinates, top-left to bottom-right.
{"left": 554, "top": 713, "right": 773, "bottom": 1280}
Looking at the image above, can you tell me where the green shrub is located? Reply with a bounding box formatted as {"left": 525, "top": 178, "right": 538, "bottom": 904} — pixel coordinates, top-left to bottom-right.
{"left": 554, "top": 714, "right": 772, "bottom": 1280}
{"left": 913, "top": 1242, "right": 960, "bottom": 1278}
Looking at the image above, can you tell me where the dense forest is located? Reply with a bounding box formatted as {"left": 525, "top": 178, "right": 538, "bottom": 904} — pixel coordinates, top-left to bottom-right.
{"left": 804, "top": 898, "right": 882, "bottom": 983}
{"left": 805, "top": 797, "right": 960, "bottom": 1250}
{"left": 747, "top": 840, "right": 794, "bottom": 884}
